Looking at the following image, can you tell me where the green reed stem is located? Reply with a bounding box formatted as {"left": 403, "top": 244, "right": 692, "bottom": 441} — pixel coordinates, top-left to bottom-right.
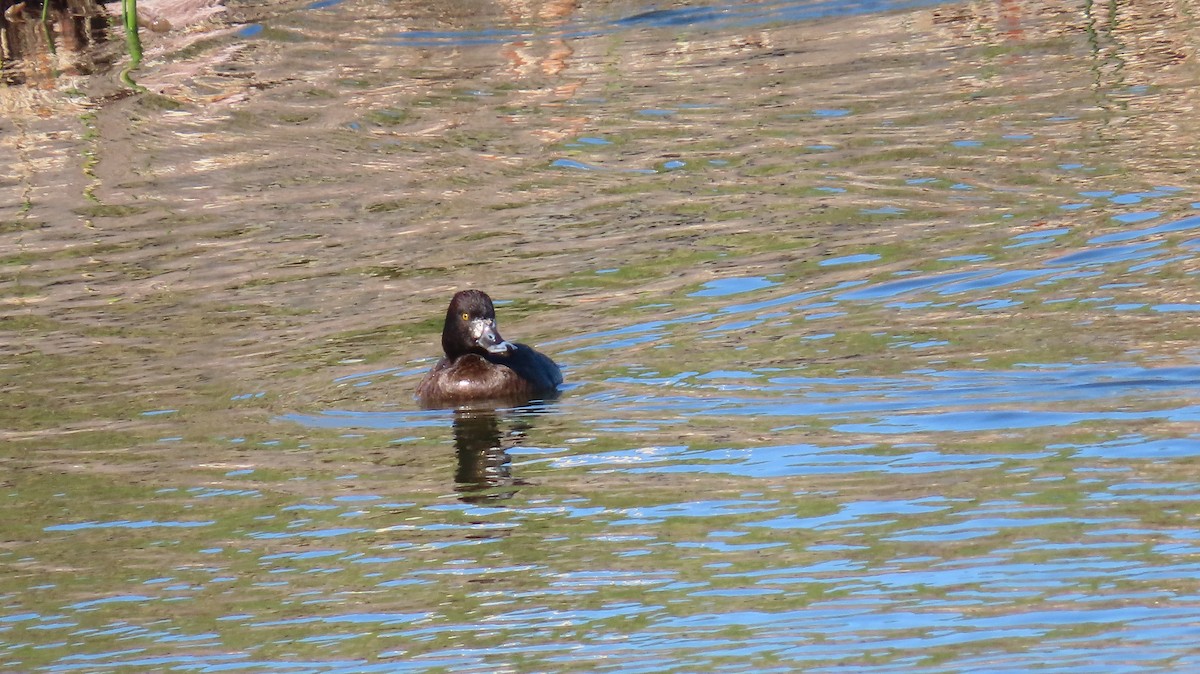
{"left": 120, "top": 0, "right": 145, "bottom": 90}
{"left": 41, "top": 0, "right": 57, "bottom": 55}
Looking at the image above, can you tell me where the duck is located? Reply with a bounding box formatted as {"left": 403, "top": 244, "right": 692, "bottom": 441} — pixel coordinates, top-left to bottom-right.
{"left": 416, "top": 290, "right": 563, "bottom": 408}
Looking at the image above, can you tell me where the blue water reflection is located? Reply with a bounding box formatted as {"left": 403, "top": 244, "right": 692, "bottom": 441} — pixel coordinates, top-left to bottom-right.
{"left": 690, "top": 276, "right": 780, "bottom": 297}
{"left": 384, "top": 0, "right": 959, "bottom": 47}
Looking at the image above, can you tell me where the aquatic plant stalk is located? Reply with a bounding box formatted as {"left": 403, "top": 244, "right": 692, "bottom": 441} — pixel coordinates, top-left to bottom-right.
{"left": 120, "top": 0, "right": 145, "bottom": 90}
{"left": 41, "top": 0, "right": 57, "bottom": 55}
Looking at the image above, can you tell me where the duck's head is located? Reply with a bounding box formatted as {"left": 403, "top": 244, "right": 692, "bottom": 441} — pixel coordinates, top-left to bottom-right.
{"left": 441, "top": 289, "right": 514, "bottom": 358}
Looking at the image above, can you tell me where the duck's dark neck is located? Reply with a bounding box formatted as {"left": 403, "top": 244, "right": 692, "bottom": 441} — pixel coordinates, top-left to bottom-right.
{"left": 441, "top": 320, "right": 464, "bottom": 358}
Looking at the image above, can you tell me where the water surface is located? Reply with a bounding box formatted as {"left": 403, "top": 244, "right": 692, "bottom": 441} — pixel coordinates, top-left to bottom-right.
{"left": 3, "top": 0, "right": 1200, "bottom": 670}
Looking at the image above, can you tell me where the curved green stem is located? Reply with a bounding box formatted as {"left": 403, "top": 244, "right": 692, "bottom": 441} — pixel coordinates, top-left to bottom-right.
{"left": 120, "top": 0, "right": 146, "bottom": 91}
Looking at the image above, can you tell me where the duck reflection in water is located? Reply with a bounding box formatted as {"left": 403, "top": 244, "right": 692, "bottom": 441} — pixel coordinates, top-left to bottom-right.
{"left": 451, "top": 402, "right": 553, "bottom": 503}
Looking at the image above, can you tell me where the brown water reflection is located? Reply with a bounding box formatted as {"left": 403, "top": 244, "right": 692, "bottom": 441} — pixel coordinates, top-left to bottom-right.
{"left": 2, "top": 0, "right": 108, "bottom": 85}
{"left": 452, "top": 405, "right": 550, "bottom": 501}
{"left": 4, "top": 0, "right": 1200, "bottom": 670}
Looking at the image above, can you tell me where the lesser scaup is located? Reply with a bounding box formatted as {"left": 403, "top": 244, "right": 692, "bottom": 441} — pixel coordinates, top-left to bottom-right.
{"left": 416, "top": 290, "right": 563, "bottom": 408}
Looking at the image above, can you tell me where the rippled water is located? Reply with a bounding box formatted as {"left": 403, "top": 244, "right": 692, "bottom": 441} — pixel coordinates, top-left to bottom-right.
{"left": 4, "top": 0, "right": 1200, "bottom": 670}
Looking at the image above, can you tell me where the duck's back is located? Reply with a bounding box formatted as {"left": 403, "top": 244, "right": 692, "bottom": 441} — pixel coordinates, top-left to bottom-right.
{"left": 501, "top": 342, "right": 562, "bottom": 391}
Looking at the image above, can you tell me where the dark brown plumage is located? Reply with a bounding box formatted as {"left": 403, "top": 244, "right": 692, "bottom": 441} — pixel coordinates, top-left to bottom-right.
{"left": 416, "top": 290, "right": 562, "bottom": 408}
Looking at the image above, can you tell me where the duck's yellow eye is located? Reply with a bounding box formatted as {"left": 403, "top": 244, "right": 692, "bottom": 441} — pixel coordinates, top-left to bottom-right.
{"left": 461, "top": 312, "right": 469, "bottom": 321}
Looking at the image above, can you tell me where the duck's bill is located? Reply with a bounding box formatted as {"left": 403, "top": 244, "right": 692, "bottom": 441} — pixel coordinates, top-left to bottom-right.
{"left": 470, "top": 318, "right": 515, "bottom": 354}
